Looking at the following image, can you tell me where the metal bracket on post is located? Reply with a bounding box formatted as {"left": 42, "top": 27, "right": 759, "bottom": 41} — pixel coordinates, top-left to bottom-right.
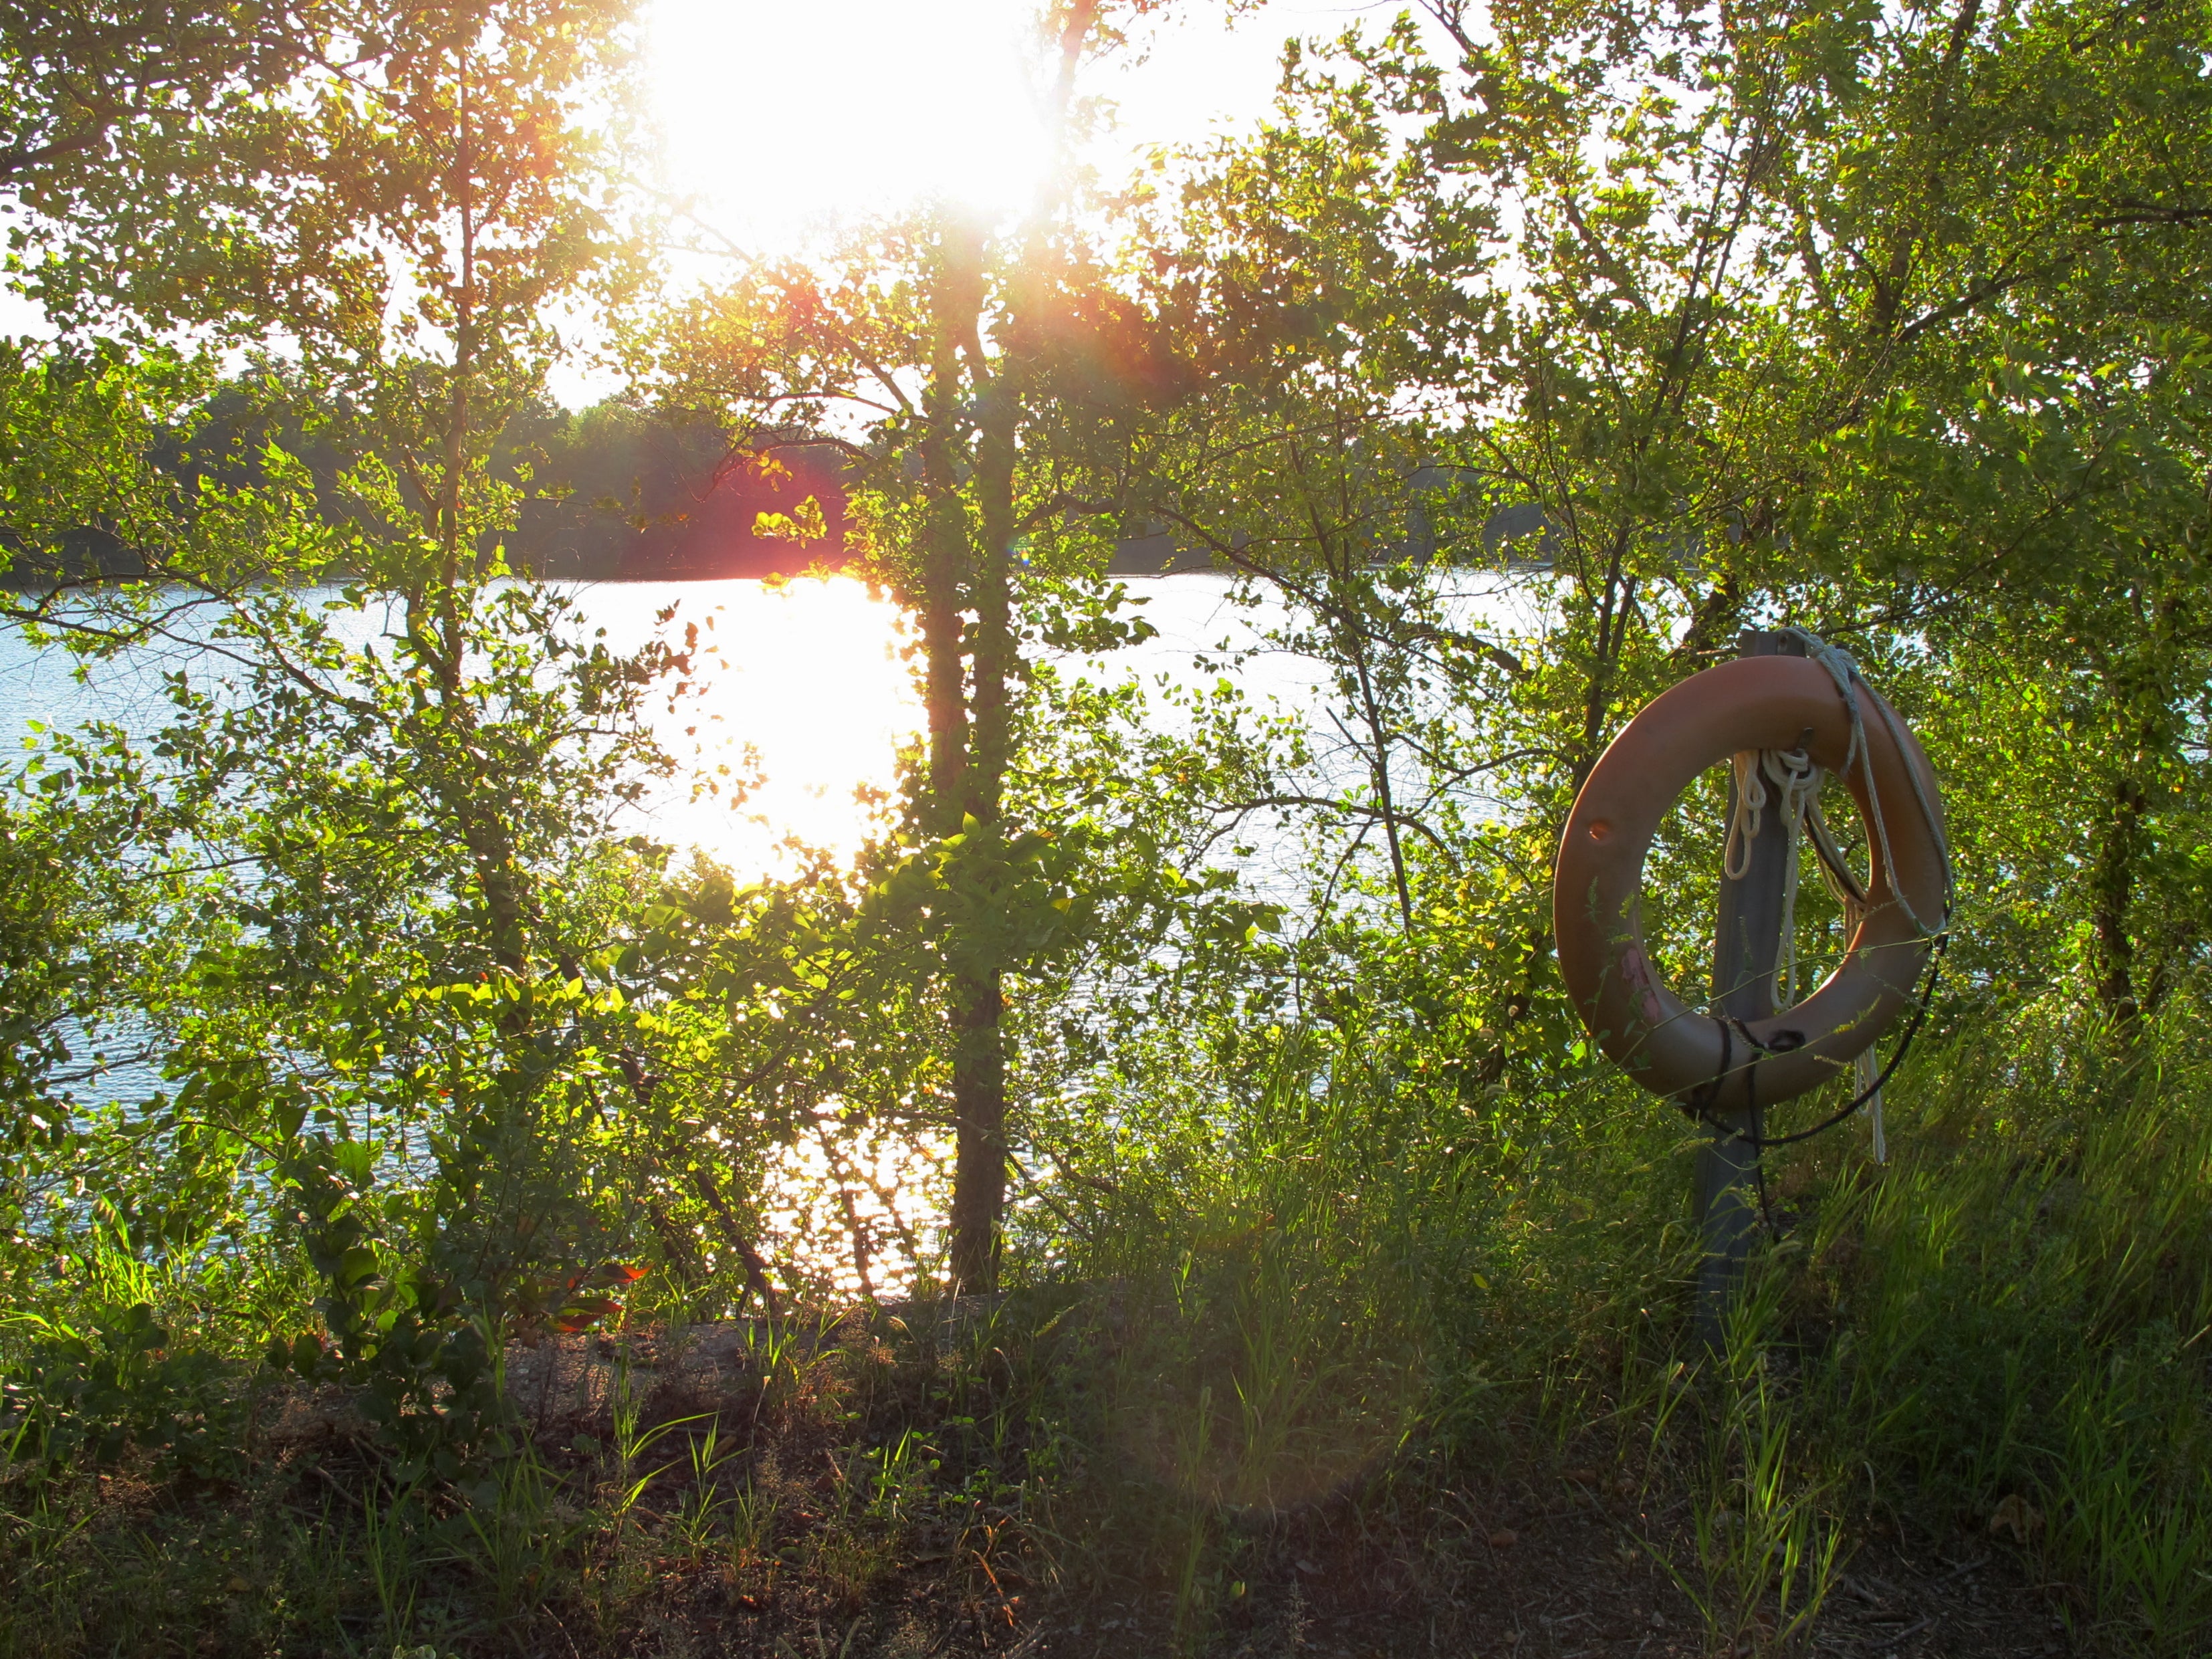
{"left": 1693, "top": 629, "right": 1807, "bottom": 1354}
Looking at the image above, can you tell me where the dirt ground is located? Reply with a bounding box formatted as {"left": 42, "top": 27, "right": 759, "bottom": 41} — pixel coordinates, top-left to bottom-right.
{"left": 578, "top": 1477, "right": 2071, "bottom": 1658}
{"left": 156, "top": 1312, "right": 2081, "bottom": 1658}
{"left": 462, "top": 1321, "right": 2077, "bottom": 1658}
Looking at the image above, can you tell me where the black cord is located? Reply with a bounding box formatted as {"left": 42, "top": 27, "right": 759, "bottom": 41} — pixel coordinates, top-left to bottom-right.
{"left": 1692, "top": 928, "right": 1951, "bottom": 1153}
{"left": 1746, "top": 1048, "right": 1776, "bottom": 1233}
{"left": 1682, "top": 1017, "right": 1733, "bottom": 1124}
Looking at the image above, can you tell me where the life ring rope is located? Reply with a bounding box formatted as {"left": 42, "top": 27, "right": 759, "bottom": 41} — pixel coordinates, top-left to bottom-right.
{"left": 1688, "top": 629, "right": 1955, "bottom": 1151}
{"left": 1782, "top": 626, "right": 1953, "bottom": 939}
{"left": 1690, "top": 629, "right": 1954, "bottom": 1158}
{"left": 1688, "top": 929, "right": 1950, "bottom": 1153}
{"left": 1551, "top": 630, "right": 1955, "bottom": 1126}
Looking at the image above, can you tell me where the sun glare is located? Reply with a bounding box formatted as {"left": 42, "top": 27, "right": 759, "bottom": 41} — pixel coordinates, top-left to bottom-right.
{"left": 646, "top": 0, "right": 1050, "bottom": 239}
{"left": 643, "top": 575, "right": 917, "bottom": 873}
{"left": 641, "top": 0, "right": 1297, "bottom": 253}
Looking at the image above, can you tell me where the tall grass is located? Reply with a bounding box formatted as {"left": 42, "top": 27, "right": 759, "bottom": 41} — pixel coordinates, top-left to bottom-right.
{"left": 1782, "top": 1000, "right": 2212, "bottom": 1652}
{"left": 1018, "top": 992, "right": 2212, "bottom": 1654}
{"left": 1, "top": 992, "right": 2205, "bottom": 1654}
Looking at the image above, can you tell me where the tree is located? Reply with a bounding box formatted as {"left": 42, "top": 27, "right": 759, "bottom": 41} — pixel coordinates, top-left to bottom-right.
{"left": 1762, "top": 0, "right": 2212, "bottom": 1025}
{"left": 1129, "top": 0, "right": 2212, "bottom": 1057}
{"left": 3, "top": 1, "right": 691, "bottom": 1448}
{"left": 641, "top": 0, "right": 1220, "bottom": 1293}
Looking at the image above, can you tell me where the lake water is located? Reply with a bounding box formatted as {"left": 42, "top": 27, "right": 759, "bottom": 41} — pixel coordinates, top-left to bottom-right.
{"left": 2, "top": 573, "right": 1327, "bottom": 1298}
{"left": 3, "top": 572, "right": 1314, "bottom": 878}
{"left": 7, "top": 571, "right": 1542, "bottom": 1299}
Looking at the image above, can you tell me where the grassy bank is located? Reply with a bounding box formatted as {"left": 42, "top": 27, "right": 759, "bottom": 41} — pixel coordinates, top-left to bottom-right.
{"left": 3, "top": 1001, "right": 2207, "bottom": 1658}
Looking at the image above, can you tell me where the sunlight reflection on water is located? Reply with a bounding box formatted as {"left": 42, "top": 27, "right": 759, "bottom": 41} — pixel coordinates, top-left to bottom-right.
{"left": 581, "top": 575, "right": 919, "bottom": 876}
{"left": 582, "top": 570, "right": 1299, "bottom": 879}
{"left": 0, "top": 572, "right": 1363, "bottom": 1307}
{"left": 758, "top": 1111, "right": 952, "bottom": 1303}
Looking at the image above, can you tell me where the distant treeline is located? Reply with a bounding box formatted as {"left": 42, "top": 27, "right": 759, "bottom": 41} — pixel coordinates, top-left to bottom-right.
{"left": 0, "top": 385, "right": 1444, "bottom": 590}
{"left": 3, "top": 395, "right": 859, "bottom": 586}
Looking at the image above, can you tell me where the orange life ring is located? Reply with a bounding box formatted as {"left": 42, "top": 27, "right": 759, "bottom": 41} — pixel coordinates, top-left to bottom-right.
{"left": 1553, "top": 654, "right": 1949, "bottom": 1111}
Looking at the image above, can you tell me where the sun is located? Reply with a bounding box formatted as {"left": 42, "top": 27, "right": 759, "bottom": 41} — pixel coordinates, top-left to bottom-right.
{"left": 641, "top": 0, "right": 1299, "bottom": 254}
{"left": 645, "top": 0, "right": 1051, "bottom": 241}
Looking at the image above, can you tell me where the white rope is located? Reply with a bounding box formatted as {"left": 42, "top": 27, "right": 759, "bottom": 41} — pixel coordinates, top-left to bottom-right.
{"left": 1782, "top": 626, "right": 1953, "bottom": 1161}
{"left": 1723, "top": 748, "right": 1819, "bottom": 883}
{"left": 1813, "top": 859, "right": 1886, "bottom": 1164}
{"left": 1860, "top": 1044, "right": 1886, "bottom": 1164}
{"left": 1722, "top": 751, "right": 1770, "bottom": 882}
{"left": 1779, "top": 628, "right": 1953, "bottom": 938}
{"left": 1769, "top": 750, "right": 1820, "bottom": 1006}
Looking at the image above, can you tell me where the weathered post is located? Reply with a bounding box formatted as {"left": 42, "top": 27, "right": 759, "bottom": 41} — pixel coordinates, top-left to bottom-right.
{"left": 1693, "top": 629, "right": 1807, "bottom": 1352}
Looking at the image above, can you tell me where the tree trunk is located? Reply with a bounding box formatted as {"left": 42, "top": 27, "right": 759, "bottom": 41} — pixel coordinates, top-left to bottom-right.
{"left": 2086, "top": 587, "right": 2192, "bottom": 1039}
{"left": 947, "top": 968, "right": 1007, "bottom": 1291}
{"left": 933, "top": 1, "right": 1101, "bottom": 1292}
{"left": 919, "top": 242, "right": 974, "bottom": 838}
{"left": 947, "top": 234, "right": 1018, "bottom": 1295}
{"left": 914, "top": 219, "right": 1017, "bottom": 1293}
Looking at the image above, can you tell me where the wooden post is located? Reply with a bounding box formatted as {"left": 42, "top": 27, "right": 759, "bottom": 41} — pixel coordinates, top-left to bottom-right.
{"left": 1694, "top": 629, "right": 1807, "bottom": 1352}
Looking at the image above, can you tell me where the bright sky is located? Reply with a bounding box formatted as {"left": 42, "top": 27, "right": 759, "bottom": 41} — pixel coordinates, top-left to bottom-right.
{"left": 641, "top": 0, "right": 1330, "bottom": 247}
{"left": 533, "top": 0, "right": 1392, "bottom": 403}
{"left": 0, "top": 3, "right": 1393, "bottom": 379}
{"left": 546, "top": 0, "right": 1418, "bottom": 407}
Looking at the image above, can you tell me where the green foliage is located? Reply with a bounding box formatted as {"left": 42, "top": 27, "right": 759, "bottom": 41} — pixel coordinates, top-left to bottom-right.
{"left": 263, "top": 1137, "right": 512, "bottom": 1484}
{"left": 1, "top": 1304, "right": 247, "bottom": 1480}
{"left": 2, "top": 0, "right": 2211, "bottom": 1652}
